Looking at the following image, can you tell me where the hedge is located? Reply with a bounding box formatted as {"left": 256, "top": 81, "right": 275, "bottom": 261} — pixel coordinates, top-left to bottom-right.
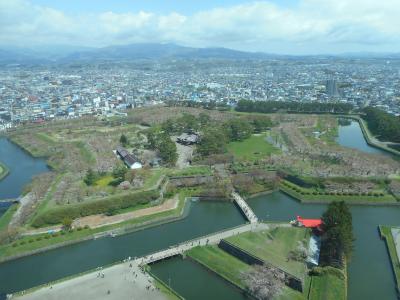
{"left": 32, "top": 190, "right": 159, "bottom": 227}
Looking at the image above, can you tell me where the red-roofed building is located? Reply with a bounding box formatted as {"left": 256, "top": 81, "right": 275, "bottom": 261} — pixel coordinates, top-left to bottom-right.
{"left": 296, "top": 216, "right": 323, "bottom": 228}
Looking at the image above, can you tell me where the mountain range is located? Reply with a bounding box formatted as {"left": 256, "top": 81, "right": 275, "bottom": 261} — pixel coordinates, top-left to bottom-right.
{"left": 0, "top": 43, "right": 399, "bottom": 64}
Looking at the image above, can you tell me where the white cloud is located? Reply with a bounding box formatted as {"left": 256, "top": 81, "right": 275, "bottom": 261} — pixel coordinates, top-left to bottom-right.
{"left": 0, "top": 0, "right": 400, "bottom": 53}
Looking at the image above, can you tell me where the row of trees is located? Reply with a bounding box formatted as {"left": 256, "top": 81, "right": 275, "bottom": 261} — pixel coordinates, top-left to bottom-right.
{"left": 236, "top": 100, "right": 354, "bottom": 114}
{"left": 165, "top": 100, "right": 230, "bottom": 110}
{"left": 321, "top": 201, "right": 354, "bottom": 267}
{"left": 363, "top": 107, "right": 400, "bottom": 143}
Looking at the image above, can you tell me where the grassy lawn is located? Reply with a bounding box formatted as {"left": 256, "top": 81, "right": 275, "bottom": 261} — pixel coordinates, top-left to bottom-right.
{"left": 0, "top": 190, "right": 192, "bottom": 261}
{"left": 226, "top": 227, "right": 310, "bottom": 279}
{"left": 74, "top": 141, "right": 96, "bottom": 165}
{"left": 187, "top": 245, "right": 252, "bottom": 289}
{"left": 142, "top": 168, "right": 168, "bottom": 190}
{"left": 380, "top": 226, "right": 400, "bottom": 292}
{"left": 0, "top": 204, "right": 18, "bottom": 231}
{"left": 280, "top": 180, "right": 397, "bottom": 204}
{"left": 26, "top": 173, "right": 65, "bottom": 225}
{"left": 95, "top": 175, "right": 114, "bottom": 187}
{"left": 227, "top": 133, "right": 280, "bottom": 161}
{"left": 309, "top": 269, "right": 346, "bottom": 300}
{"left": 275, "top": 287, "right": 306, "bottom": 300}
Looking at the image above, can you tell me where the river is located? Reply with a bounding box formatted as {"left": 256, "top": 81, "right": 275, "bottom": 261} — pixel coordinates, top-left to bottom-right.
{"left": 0, "top": 138, "right": 49, "bottom": 200}
{"left": 0, "top": 121, "right": 399, "bottom": 299}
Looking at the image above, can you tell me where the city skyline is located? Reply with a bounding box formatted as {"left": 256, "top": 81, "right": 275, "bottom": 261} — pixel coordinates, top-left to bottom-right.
{"left": 1, "top": 0, "right": 400, "bottom": 55}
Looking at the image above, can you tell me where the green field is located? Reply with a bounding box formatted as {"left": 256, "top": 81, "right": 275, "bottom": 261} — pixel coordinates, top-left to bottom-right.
{"left": 226, "top": 227, "right": 310, "bottom": 279}
{"left": 187, "top": 245, "right": 252, "bottom": 288}
{"left": 309, "top": 268, "right": 346, "bottom": 300}
{"left": 380, "top": 226, "right": 400, "bottom": 292}
{"left": 227, "top": 133, "right": 279, "bottom": 161}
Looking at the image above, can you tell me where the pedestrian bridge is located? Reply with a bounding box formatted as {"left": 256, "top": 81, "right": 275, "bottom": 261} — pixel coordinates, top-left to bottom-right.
{"left": 231, "top": 192, "right": 258, "bottom": 224}
{"left": 135, "top": 222, "right": 267, "bottom": 265}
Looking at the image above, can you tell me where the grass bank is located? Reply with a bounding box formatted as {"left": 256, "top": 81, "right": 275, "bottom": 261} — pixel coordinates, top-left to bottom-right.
{"left": 308, "top": 266, "right": 347, "bottom": 300}
{"left": 0, "top": 204, "right": 18, "bottom": 231}
{"left": 0, "top": 161, "right": 9, "bottom": 181}
{"left": 379, "top": 225, "right": 400, "bottom": 295}
{"left": 226, "top": 227, "right": 310, "bottom": 279}
{"left": 187, "top": 245, "right": 252, "bottom": 289}
{"left": 0, "top": 190, "right": 192, "bottom": 263}
{"left": 280, "top": 180, "right": 398, "bottom": 205}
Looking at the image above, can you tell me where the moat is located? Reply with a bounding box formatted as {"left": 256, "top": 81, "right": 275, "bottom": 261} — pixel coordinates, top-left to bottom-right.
{"left": 0, "top": 120, "right": 399, "bottom": 299}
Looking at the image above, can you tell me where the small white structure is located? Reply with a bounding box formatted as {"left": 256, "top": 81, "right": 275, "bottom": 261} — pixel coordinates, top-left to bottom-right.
{"left": 115, "top": 146, "right": 142, "bottom": 169}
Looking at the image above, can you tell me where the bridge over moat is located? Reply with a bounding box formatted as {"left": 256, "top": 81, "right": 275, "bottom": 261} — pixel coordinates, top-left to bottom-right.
{"left": 231, "top": 192, "right": 258, "bottom": 224}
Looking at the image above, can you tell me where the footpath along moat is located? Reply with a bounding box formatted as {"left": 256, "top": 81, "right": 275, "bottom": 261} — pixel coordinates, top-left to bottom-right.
{"left": 0, "top": 121, "right": 399, "bottom": 300}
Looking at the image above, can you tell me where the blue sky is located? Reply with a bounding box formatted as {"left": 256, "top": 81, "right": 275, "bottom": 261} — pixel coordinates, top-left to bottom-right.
{"left": 29, "top": 0, "right": 299, "bottom": 15}
{"left": 1, "top": 0, "right": 399, "bottom": 54}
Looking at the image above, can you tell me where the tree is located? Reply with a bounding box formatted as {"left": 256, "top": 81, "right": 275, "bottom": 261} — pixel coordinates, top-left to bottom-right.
{"left": 83, "top": 168, "right": 96, "bottom": 186}
{"left": 112, "top": 164, "right": 127, "bottom": 179}
{"left": 223, "top": 119, "right": 253, "bottom": 141}
{"left": 322, "top": 201, "right": 354, "bottom": 266}
{"left": 158, "top": 135, "right": 178, "bottom": 166}
{"left": 198, "top": 112, "right": 211, "bottom": 127}
{"left": 62, "top": 217, "right": 73, "bottom": 231}
{"left": 241, "top": 265, "right": 285, "bottom": 299}
{"left": 249, "top": 116, "right": 273, "bottom": 133}
{"left": 119, "top": 134, "right": 128, "bottom": 146}
{"left": 197, "top": 127, "right": 228, "bottom": 156}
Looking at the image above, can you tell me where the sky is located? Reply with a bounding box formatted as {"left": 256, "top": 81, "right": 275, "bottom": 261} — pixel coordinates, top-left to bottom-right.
{"left": 0, "top": 0, "right": 399, "bottom": 54}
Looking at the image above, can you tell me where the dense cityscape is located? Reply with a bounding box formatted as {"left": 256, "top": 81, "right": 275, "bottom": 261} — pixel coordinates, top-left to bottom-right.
{"left": 1, "top": 57, "right": 399, "bottom": 130}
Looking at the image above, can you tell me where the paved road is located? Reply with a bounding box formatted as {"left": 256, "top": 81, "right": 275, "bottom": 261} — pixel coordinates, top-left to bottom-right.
{"left": 14, "top": 261, "right": 167, "bottom": 300}
{"left": 231, "top": 192, "right": 258, "bottom": 224}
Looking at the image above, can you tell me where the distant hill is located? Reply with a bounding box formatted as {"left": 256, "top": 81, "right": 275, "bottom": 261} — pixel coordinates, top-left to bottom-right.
{"left": 61, "top": 43, "right": 272, "bottom": 62}
{"left": 0, "top": 43, "right": 274, "bottom": 64}
{"left": 0, "top": 43, "right": 399, "bottom": 64}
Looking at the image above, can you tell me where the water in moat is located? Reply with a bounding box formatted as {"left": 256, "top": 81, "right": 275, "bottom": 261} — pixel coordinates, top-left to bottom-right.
{"left": 0, "top": 137, "right": 49, "bottom": 199}
{"left": 0, "top": 120, "right": 399, "bottom": 300}
{"left": 336, "top": 120, "right": 390, "bottom": 156}
{"left": 0, "top": 200, "right": 245, "bottom": 294}
{"left": 151, "top": 257, "right": 249, "bottom": 300}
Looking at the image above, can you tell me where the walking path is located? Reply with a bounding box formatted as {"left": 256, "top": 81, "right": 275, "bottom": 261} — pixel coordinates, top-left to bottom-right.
{"left": 231, "top": 192, "right": 258, "bottom": 224}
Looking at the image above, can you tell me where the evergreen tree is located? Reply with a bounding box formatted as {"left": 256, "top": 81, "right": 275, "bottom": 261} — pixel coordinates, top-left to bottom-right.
{"left": 120, "top": 134, "right": 128, "bottom": 146}
{"left": 83, "top": 168, "right": 96, "bottom": 186}
{"left": 322, "top": 201, "right": 354, "bottom": 266}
